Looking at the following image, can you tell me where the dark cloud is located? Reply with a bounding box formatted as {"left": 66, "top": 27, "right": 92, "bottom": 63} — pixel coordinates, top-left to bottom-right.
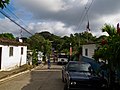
{"left": 2, "top": 0, "right": 120, "bottom": 36}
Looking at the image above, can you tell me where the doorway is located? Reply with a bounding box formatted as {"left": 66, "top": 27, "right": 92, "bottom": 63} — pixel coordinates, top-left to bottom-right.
{"left": 0, "top": 47, "right": 2, "bottom": 69}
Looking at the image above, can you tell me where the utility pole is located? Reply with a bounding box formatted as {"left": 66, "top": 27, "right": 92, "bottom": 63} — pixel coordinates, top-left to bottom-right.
{"left": 70, "top": 43, "right": 72, "bottom": 61}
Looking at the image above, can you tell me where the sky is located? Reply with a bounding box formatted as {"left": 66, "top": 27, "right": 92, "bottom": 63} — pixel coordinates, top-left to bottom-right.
{"left": 0, "top": 0, "right": 120, "bottom": 37}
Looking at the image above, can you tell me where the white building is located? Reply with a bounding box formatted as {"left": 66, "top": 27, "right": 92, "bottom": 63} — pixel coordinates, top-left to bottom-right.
{"left": 0, "top": 38, "right": 27, "bottom": 71}
{"left": 82, "top": 43, "right": 96, "bottom": 58}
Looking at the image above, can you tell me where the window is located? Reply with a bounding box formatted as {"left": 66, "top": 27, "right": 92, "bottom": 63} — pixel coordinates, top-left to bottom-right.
{"left": 85, "top": 48, "right": 88, "bottom": 56}
{"left": 9, "top": 47, "right": 13, "bottom": 56}
{"left": 21, "top": 47, "right": 23, "bottom": 55}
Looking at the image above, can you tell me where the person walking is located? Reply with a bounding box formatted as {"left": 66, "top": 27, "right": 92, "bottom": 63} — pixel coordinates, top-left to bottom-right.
{"left": 47, "top": 58, "right": 51, "bottom": 69}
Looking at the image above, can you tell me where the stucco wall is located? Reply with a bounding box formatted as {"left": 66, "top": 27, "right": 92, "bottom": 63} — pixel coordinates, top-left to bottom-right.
{"left": 82, "top": 44, "right": 96, "bottom": 58}
{"left": 0, "top": 45, "right": 27, "bottom": 71}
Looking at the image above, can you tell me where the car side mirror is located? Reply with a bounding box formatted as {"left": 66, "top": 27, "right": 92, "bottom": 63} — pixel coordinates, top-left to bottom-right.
{"left": 88, "top": 66, "right": 94, "bottom": 74}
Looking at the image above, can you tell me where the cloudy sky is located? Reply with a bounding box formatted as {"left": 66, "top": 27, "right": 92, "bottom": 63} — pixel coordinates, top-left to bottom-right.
{"left": 0, "top": 0, "right": 120, "bottom": 37}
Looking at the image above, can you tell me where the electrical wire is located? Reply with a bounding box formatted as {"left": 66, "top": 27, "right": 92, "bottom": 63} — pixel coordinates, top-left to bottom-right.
{"left": 0, "top": 10, "right": 44, "bottom": 44}
{"left": 75, "top": 0, "right": 89, "bottom": 31}
{"left": 75, "top": 0, "right": 95, "bottom": 31}
{"left": 0, "top": 10, "right": 33, "bottom": 36}
{"left": 0, "top": 3, "right": 34, "bottom": 36}
{"left": 5, "top": 7, "right": 29, "bottom": 28}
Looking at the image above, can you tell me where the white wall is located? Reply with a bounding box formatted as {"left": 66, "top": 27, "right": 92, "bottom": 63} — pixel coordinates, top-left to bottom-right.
{"left": 0, "top": 45, "right": 27, "bottom": 71}
{"left": 82, "top": 44, "right": 96, "bottom": 58}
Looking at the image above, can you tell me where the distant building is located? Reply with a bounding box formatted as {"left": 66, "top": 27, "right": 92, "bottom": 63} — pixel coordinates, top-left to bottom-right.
{"left": 0, "top": 38, "right": 27, "bottom": 71}
{"left": 82, "top": 43, "right": 96, "bottom": 59}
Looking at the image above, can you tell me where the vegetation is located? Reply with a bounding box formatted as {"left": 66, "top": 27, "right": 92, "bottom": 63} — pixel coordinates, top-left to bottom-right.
{"left": 0, "top": 31, "right": 96, "bottom": 64}
{"left": 38, "top": 31, "right": 96, "bottom": 55}
{"left": 93, "top": 24, "right": 120, "bottom": 87}
{"left": 0, "top": 0, "right": 10, "bottom": 9}
{"left": 0, "top": 33, "right": 15, "bottom": 39}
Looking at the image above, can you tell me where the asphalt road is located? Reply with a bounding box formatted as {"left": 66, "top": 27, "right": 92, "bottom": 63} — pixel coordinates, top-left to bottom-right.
{"left": 0, "top": 63, "right": 105, "bottom": 90}
{"left": 0, "top": 64, "right": 64, "bottom": 90}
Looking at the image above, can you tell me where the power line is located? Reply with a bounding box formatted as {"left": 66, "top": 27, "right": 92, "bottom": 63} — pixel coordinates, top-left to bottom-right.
{"left": 5, "top": 7, "right": 29, "bottom": 28}
{"left": 0, "top": 10, "right": 33, "bottom": 36}
{"left": 75, "top": 0, "right": 95, "bottom": 31}
{"left": 80, "top": 0, "right": 95, "bottom": 28}
{"left": 75, "top": 0, "right": 89, "bottom": 31}
{"left": 0, "top": 10, "right": 44, "bottom": 44}
{"left": 2, "top": 5, "right": 33, "bottom": 37}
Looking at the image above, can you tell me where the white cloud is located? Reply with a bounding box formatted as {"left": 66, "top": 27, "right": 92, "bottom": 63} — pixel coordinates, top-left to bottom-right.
{"left": 92, "top": 31, "right": 108, "bottom": 37}
{"left": 80, "top": 0, "right": 88, "bottom": 5}
{"left": 0, "top": 18, "right": 20, "bottom": 36}
{"left": 1, "top": 0, "right": 120, "bottom": 37}
{"left": 27, "top": 21, "right": 74, "bottom": 36}
{"left": 100, "top": 13, "right": 120, "bottom": 26}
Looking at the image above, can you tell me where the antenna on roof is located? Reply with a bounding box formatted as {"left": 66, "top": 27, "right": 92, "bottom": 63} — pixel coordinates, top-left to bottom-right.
{"left": 20, "top": 28, "right": 23, "bottom": 38}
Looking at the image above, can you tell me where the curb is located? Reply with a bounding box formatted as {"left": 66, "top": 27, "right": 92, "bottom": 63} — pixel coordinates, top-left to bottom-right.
{"left": 0, "top": 64, "right": 44, "bottom": 83}
{"left": 0, "top": 70, "right": 30, "bottom": 83}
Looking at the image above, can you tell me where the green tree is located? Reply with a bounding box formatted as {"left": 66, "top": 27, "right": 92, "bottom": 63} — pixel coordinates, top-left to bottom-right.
{"left": 43, "top": 40, "right": 52, "bottom": 55}
{"left": 0, "top": 0, "right": 10, "bottom": 9}
{"left": 27, "top": 33, "right": 45, "bottom": 51}
{"left": 37, "top": 31, "right": 96, "bottom": 58}
{"left": 32, "top": 49, "right": 38, "bottom": 66}
{"left": 27, "top": 33, "right": 52, "bottom": 63}
{"left": 94, "top": 24, "right": 120, "bottom": 87}
{"left": 0, "top": 33, "right": 15, "bottom": 39}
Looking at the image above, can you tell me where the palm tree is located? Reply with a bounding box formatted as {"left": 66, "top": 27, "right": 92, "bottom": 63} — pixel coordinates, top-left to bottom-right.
{"left": 102, "top": 24, "right": 117, "bottom": 36}
{"left": 94, "top": 24, "right": 120, "bottom": 88}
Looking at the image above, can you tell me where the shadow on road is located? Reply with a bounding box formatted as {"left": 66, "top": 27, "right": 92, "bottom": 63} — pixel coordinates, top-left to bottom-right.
{"left": 21, "top": 64, "right": 65, "bottom": 90}
{"left": 21, "top": 63, "right": 106, "bottom": 90}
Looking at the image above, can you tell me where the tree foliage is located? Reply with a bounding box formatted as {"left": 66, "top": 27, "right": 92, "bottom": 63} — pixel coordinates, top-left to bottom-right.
{"left": 27, "top": 33, "right": 52, "bottom": 62}
{"left": 93, "top": 24, "right": 120, "bottom": 86}
{"left": 38, "top": 31, "right": 95, "bottom": 55}
{"left": 0, "top": 33, "right": 15, "bottom": 39}
{"left": 27, "top": 33, "right": 45, "bottom": 51}
{"left": 94, "top": 24, "right": 120, "bottom": 68}
{"left": 0, "top": 0, "right": 10, "bottom": 9}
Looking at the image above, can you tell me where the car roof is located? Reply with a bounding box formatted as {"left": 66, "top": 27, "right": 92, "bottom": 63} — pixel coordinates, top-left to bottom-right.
{"left": 68, "top": 61, "right": 90, "bottom": 65}
{"left": 68, "top": 61, "right": 91, "bottom": 66}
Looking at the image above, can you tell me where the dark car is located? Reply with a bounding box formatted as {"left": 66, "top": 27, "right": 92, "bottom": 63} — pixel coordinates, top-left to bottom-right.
{"left": 62, "top": 61, "right": 107, "bottom": 90}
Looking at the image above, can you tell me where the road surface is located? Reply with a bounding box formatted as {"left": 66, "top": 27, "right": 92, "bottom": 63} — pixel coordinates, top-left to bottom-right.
{"left": 0, "top": 63, "right": 105, "bottom": 90}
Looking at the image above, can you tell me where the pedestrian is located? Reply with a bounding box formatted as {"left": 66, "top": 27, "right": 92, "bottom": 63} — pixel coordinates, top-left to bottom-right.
{"left": 47, "top": 58, "right": 51, "bottom": 69}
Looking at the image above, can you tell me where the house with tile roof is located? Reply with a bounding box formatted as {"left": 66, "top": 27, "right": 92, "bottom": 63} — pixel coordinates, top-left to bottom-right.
{"left": 0, "top": 38, "right": 27, "bottom": 71}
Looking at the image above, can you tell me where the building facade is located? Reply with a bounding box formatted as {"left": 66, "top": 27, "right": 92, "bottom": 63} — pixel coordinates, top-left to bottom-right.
{"left": 0, "top": 38, "right": 27, "bottom": 71}
{"left": 82, "top": 44, "right": 96, "bottom": 58}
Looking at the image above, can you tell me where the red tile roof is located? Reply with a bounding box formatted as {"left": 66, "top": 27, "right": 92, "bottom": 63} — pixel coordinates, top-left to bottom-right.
{"left": 0, "top": 38, "right": 27, "bottom": 46}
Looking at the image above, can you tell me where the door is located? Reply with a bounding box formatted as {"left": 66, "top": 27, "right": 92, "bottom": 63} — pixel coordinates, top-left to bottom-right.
{"left": 0, "top": 47, "right": 2, "bottom": 69}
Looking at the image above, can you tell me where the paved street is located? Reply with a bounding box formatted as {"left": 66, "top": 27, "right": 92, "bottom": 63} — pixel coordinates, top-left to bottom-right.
{"left": 0, "top": 64, "right": 64, "bottom": 90}
{"left": 0, "top": 63, "right": 105, "bottom": 90}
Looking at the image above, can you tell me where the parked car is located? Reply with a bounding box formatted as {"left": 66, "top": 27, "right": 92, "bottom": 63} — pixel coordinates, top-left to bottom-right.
{"left": 62, "top": 61, "right": 108, "bottom": 90}
{"left": 57, "top": 55, "right": 68, "bottom": 65}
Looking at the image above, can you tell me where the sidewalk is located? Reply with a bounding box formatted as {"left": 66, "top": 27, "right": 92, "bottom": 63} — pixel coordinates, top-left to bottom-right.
{"left": 0, "top": 64, "right": 43, "bottom": 81}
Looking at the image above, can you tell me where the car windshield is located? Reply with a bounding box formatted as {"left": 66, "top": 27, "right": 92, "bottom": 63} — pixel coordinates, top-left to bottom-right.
{"left": 68, "top": 62, "right": 90, "bottom": 72}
